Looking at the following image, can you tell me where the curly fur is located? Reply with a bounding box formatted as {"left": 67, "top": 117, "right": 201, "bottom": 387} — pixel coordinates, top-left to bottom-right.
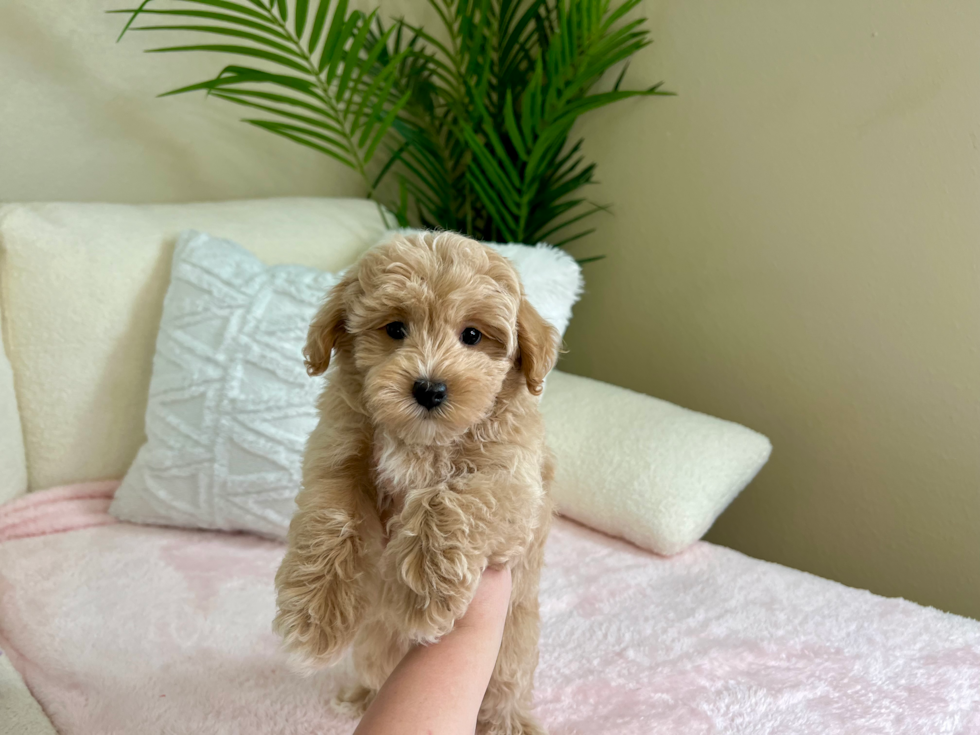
{"left": 273, "top": 231, "right": 559, "bottom": 734}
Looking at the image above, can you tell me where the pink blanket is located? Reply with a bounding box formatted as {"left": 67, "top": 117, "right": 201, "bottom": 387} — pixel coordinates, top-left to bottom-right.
{"left": 1, "top": 487, "right": 979, "bottom": 734}
{"left": 0, "top": 481, "right": 118, "bottom": 541}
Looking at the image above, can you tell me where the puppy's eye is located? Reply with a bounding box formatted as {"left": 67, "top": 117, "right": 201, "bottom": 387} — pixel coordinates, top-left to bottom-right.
{"left": 460, "top": 327, "right": 482, "bottom": 346}
{"left": 385, "top": 321, "right": 407, "bottom": 340}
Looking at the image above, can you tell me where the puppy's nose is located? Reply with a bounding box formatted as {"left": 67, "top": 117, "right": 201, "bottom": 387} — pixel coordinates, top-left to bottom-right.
{"left": 412, "top": 379, "right": 447, "bottom": 410}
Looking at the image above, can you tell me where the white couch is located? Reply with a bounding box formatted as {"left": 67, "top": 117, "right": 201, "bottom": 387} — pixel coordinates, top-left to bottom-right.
{"left": 1, "top": 199, "right": 978, "bottom": 735}
{"left": 0, "top": 198, "right": 390, "bottom": 733}
{"left": 0, "top": 198, "right": 389, "bottom": 500}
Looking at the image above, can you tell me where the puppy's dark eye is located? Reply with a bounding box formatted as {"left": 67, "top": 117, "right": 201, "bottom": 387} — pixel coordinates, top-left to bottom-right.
{"left": 460, "top": 327, "right": 482, "bottom": 346}
{"left": 385, "top": 321, "right": 407, "bottom": 340}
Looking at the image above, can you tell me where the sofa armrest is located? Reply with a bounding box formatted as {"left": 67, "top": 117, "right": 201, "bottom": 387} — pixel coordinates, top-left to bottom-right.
{"left": 541, "top": 370, "right": 771, "bottom": 556}
{"left": 0, "top": 297, "right": 27, "bottom": 504}
{"left": 0, "top": 648, "right": 57, "bottom": 734}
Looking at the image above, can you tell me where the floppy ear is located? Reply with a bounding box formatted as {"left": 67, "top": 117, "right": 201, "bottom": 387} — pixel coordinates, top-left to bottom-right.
{"left": 516, "top": 296, "right": 560, "bottom": 396}
{"left": 304, "top": 279, "right": 348, "bottom": 376}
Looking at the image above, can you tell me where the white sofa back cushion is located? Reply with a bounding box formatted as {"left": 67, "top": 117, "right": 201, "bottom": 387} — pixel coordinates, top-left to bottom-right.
{"left": 0, "top": 199, "right": 387, "bottom": 491}
{"left": 0, "top": 298, "right": 27, "bottom": 503}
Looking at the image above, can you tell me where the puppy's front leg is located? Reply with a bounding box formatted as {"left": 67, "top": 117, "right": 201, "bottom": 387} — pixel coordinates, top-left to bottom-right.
{"left": 382, "top": 471, "right": 540, "bottom": 642}
{"left": 381, "top": 483, "right": 491, "bottom": 642}
{"left": 274, "top": 475, "right": 371, "bottom": 671}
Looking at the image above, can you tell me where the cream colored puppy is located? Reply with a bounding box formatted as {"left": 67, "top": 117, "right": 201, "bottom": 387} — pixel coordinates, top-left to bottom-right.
{"left": 274, "top": 231, "right": 559, "bottom": 734}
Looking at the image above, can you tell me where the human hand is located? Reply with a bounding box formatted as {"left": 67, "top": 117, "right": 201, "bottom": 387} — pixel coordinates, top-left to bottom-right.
{"left": 354, "top": 565, "right": 513, "bottom": 735}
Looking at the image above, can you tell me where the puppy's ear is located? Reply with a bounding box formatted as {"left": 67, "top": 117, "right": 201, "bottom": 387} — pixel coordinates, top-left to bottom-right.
{"left": 516, "top": 297, "right": 559, "bottom": 396}
{"left": 304, "top": 279, "right": 348, "bottom": 376}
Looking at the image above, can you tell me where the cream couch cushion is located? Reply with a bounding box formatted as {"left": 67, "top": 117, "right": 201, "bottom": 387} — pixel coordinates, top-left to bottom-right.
{"left": 0, "top": 298, "right": 28, "bottom": 503}
{"left": 0, "top": 650, "right": 56, "bottom": 735}
{"left": 0, "top": 199, "right": 387, "bottom": 490}
{"left": 541, "top": 371, "right": 772, "bottom": 556}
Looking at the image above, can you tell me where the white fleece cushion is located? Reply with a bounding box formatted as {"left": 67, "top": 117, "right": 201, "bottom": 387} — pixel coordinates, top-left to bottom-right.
{"left": 0, "top": 198, "right": 387, "bottom": 491}
{"left": 111, "top": 231, "right": 584, "bottom": 537}
{"left": 0, "top": 650, "right": 57, "bottom": 735}
{"left": 0, "top": 298, "right": 28, "bottom": 504}
{"left": 540, "top": 371, "right": 772, "bottom": 556}
{"left": 0, "top": 366, "right": 27, "bottom": 505}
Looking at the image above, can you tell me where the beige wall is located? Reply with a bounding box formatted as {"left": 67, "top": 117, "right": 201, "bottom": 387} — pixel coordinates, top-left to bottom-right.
{"left": 0, "top": 0, "right": 379, "bottom": 203}
{"left": 561, "top": 1, "right": 980, "bottom": 618}
{"left": 2, "top": 1, "right": 978, "bottom": 618}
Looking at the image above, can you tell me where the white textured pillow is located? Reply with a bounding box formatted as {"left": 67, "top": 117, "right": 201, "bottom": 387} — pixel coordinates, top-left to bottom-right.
{"left": 111, "top": 230, "right": 584, "bottom": 537}
{"left": 540, "top": 371, "right": 772, "bottom": 556}
{"left": 109, "top": 232, "right": 336, "bottom": 536}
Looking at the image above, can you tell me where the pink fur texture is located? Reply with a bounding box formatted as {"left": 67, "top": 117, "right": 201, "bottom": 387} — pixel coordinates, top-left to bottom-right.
{"left": 1, "top": 487, "right": 979, "bottom": 734}
{"left": 0, "top": 481, "right": 118, "bottom": 541}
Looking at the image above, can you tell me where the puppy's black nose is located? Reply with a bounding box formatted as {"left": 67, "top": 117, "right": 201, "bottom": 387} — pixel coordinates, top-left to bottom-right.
{"left": 413, "top": 379, "right": 447, "bottom": 410}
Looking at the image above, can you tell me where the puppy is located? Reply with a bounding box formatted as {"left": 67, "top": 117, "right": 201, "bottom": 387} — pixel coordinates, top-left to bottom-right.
{"left": 273, "top": 231, "right": 559, "bottom": 734}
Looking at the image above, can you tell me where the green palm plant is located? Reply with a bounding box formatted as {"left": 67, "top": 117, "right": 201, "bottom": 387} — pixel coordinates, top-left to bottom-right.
{"left": 113, "top": 0, "right": 670, "bottom": 247}
{"left": 386, "top": 0, "right": 670, "bottom": 246}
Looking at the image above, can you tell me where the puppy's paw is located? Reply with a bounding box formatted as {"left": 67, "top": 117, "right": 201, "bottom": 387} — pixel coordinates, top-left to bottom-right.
{"left": 273, "top": 525, "right": 365, "bottom": 671}
{"left": 383, "top": 556, "right": 475, "bottom": 642}
{"left": 383, "top": 489, "right": 482, "bottom": 642}
{"left": 272, "top": 598, "right": 352, "bottom": 673}
{"left": 332, "top": 684, "right": 377, "bottom": 718}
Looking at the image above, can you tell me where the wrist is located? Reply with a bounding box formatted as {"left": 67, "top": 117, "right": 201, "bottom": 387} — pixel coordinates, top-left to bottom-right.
{"left": 455, "top": 566, "right": 512, "bottom": 632}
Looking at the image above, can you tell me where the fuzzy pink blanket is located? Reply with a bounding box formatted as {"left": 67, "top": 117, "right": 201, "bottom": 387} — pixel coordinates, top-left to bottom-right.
{"left": 1, "top": 486, "right": 979, "bottom": 734}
